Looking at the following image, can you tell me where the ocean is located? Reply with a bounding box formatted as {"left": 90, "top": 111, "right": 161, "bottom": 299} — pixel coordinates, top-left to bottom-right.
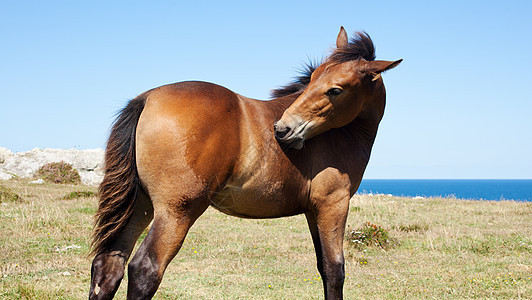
{"left": 357, "top": 179, "right": 532, "bottom": 202}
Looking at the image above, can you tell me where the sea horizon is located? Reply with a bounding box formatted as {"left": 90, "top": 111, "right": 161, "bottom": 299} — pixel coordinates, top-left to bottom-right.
{"left": 358, "top": 179, "right": 532, "bottom": 202}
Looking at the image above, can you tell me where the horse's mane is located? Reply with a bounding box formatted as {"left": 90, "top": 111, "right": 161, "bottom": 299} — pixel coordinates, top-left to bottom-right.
{"left": 270, "top": 61, "right": 319, "bottom": 98}
{"left": 328, "top": 31, "right": 376, "bottom": 64}
{"left": 270, "top": 31, "right": 375, "bottom": 98}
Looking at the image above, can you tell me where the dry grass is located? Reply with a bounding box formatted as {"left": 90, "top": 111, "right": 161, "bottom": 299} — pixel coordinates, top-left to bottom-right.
{"left": 0, "top": 179, "right": 530, "bottom": 299}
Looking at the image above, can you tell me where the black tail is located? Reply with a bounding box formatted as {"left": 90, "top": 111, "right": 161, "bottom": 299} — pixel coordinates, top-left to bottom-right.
{"left": 90, "top": 96, "right": 146, "bottom": 256}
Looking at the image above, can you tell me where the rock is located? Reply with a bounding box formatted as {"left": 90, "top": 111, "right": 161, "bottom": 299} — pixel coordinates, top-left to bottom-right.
{"left": 79, "top": 170, "right": 105, "bottom": 186}
{"left": 0, "top": 147, "right": 13, "bottom": 163}
{"left": 54, "top": 244, "right": 82, "bottom": 252}
{"left": 0, "top": 171, "right": 13, "bottom": 180}
{"left": 0, "top": 147, "right": 105, "bottom": 185}
{"left": 29, "top": 179, "right": 44, "bottom": 184}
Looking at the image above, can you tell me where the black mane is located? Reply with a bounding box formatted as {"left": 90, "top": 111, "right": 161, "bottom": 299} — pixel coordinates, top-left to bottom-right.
{"left": 270, "top": 60, "right": 320, "bottom": 98}
{"left": 270, "top": 31, "right": 375, "bottom": 98}
{"left": 328, "top": 31, "right": 376, "bottom": 64}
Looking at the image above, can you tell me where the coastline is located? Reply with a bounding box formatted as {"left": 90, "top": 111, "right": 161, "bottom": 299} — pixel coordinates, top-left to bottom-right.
{"left": 358, "top": 179, "right": 532, "bottom": 202}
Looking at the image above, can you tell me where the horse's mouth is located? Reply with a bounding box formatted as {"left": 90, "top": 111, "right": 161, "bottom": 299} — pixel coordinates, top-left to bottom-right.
{"left": 274, "top": 128, "right": 305, "bottom": 150}
{"left": 276, "top": 136, "right": 305, "bottom": 151}
{"left": 274, "top": 119, "right": 310, "bottom": 151}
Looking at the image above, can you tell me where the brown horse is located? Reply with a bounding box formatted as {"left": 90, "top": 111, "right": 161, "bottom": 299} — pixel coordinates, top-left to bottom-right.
{"left": 89, "top": 27, "right": 401, "bottom": 299}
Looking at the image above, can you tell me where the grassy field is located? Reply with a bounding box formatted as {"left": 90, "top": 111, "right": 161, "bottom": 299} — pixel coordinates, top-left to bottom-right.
{"left": 0, "top": 179, "right": 530, "bottom": 299}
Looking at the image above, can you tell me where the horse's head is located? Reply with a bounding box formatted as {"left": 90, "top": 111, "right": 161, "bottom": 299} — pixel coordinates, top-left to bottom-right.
{"left": 274, "top": 27, "right": 402, "bottom": 150}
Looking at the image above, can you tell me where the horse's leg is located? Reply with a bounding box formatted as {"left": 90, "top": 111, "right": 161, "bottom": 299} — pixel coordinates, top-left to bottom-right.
{"left": 305, "top": 213, "right": 324, "bottom": 276}
{"left": 126, "top": 195, "right": 210, "bottom": 300}
{"left": 307, "top": 200, "right": 349, "bottom": 300}
{"left": 89, "top": 189, "right": 154, "bottom": 300}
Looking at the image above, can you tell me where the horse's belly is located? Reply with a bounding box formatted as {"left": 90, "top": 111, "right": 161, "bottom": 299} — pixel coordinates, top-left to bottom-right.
{"left": 210, "top": 177, "right": 305, "bottom": 218}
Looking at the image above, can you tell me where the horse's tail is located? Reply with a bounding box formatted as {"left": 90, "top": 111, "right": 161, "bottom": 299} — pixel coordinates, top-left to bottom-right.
{"left": 90, "top": 96, "right": 147, "bottom": 257}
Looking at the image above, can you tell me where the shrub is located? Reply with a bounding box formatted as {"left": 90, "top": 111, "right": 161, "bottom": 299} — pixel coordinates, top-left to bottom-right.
{"left": 62, "top": 190, "right": 95, "bottom": 200}
{"left": 0, "top": 185, "right": 22, "bottom": 202}
{"left": 35, "top": 161, "right": 81, "bottom": 184}
{"left": 346, "top": 222, "right": 392, "bottom": 250}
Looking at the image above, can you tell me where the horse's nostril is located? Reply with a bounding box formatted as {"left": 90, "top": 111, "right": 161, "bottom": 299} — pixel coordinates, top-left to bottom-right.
{"left": 274, "top": 123, "right": 291, "bottom": 139}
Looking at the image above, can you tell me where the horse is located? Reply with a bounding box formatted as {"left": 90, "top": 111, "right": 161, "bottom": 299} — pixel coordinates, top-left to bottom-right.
{"left": 89, "top": 26, "right": 401, "bottom": 299}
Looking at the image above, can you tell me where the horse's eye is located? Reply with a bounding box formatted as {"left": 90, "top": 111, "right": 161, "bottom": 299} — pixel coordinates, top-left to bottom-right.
{"left": 326, "top": 88, "right": 342, "bottom": 97}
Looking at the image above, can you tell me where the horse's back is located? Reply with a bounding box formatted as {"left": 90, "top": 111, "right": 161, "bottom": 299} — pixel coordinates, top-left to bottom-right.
{"left": 135, "top": 81, "right": 242, "bottom": 205}
{"left": 141, "top": 81, "right": 241, "bottom": 122}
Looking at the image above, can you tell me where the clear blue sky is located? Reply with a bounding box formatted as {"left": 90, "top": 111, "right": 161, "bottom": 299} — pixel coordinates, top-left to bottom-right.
{"left": 1, "top": 1, "right": 531, "bottom": 179}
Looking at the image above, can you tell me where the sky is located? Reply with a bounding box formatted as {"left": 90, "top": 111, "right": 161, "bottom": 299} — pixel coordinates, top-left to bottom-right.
{"left": 1, "top": 1, "right": 531, "bottom": 179}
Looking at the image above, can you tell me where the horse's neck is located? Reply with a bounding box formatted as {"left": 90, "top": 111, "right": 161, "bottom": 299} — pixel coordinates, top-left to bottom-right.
{"left": 348, "top": 112, "right": 381, "bottom": 144}
{"left": 266, "top": 94, "right": 299, "bottom": 116}
{"left": 333, "top": 108, "right": 382, "bottom": 164}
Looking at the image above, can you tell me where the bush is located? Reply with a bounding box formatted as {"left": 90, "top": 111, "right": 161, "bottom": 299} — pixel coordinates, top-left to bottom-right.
{"left": 35, "top": 161, "right": 81, "bottom": 184}
{"left": 346, "top": 222, "right": 392, "bottom": 250}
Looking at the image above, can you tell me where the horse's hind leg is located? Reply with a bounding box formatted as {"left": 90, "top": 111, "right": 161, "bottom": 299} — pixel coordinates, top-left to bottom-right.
{"left": 126, "top": 193, "right": 210, "bottom": 300}
{"left": 89, "top": 189, "right": 153, "bottom": 300}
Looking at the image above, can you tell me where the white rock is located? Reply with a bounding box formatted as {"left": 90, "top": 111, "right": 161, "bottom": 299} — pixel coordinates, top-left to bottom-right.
{"left": 0, "top": 147, "right": 13, "bottom": 163}
{"left": 29, "top": 178, "right": 44, "bottom": 184}
{"left": 0, "top": 171, "right": 13, "bottom": 180}
{"left": 55, "top": 244, "right": 82, "bottom": 252}
{"left": 0, "top": 147, "right": 105, "bottom": 186}
{"left": 79, "top": 170, "right": 105, "bottom": 186}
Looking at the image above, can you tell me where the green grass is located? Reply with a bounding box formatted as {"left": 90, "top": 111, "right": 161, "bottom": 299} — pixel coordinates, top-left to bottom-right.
{"left": 0, "top": 179, "right": 530, "bottom": 299}
{"left": 62, "top": 190, "right": 96, "bottom": 200}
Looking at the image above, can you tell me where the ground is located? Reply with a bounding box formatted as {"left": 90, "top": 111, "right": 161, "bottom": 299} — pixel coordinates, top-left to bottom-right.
{"left": 0, "top": 179, "right": 530, "bottom": 299}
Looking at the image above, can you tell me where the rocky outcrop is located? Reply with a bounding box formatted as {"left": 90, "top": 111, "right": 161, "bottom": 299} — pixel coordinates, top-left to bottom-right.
{"left": 0, "top": 148, "right": 104, "bottom": 185}
{"left": 0, "top": 147, "right": 13, "bottom": 163}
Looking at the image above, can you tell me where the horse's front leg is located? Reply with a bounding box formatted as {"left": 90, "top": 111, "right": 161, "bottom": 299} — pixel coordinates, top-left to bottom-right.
{"left": 307, "top": 193, "right": 350, "bottom": 300}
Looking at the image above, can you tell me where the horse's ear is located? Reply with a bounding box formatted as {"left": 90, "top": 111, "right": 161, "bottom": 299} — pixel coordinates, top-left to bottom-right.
{"left": 363, "top": 59, "right": 403, "bottom": 81}
{"left": 336, "top": 26, "right": 348, "bottom": 49}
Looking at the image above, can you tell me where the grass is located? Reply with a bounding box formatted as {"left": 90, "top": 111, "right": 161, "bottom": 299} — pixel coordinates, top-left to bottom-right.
{"left": 0, "top": 185, "right": 22, "bottom": 203}
{"left": 62, "top": 190, "right": 95, "bottom": 200}
{"left": 0, "top": 179, "right": 530, "bottom": 299}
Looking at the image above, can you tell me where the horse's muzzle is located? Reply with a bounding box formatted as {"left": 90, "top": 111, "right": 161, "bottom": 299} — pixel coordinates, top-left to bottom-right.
{"left": 274, "top": 122, "right": 291, "bottom": 139}
{"left": 274, "top": 121, "right": 304, "bottom": 150}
